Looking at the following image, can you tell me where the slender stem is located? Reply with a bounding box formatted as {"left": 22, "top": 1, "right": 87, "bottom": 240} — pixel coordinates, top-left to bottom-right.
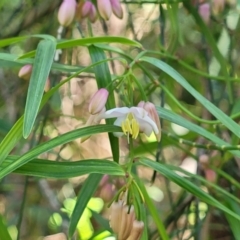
{"left": 16, "top": 177, "right": 28, "bottom": 240}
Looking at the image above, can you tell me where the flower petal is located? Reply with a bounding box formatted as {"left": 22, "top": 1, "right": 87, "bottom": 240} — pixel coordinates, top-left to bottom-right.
{"left": 100, "top": 107, "right": 130, "bottom": 119}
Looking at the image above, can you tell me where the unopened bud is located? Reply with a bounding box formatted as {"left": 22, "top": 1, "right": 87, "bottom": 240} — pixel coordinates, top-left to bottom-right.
{"left": 99, "top": 183, "right": 114, "bottom": 202}
{"left": 58, "top": 0, "right": 77, "bottom": 27}
{"left": 198, "top": 3, "right": 210, "bottom": 24}
{"left": 212, "top": 0, "right": 225, "bottom": 15}
{"left": 18, "top": 64, "right": 32, "bottom": 80}
{"left": 97, "top": 0, "right": 112, "bottom": 20}
{"left": 88, "top": 88, "right": 109, "bottom": 115}
{"left": 138, "top": 101, "right": 161, "bottom": 141}
{"left": 110, "top": 201, "right": 143, "bottom": 239}
{"left": 100, "top": 174, "right": 109, "bottom": 187}
{"left": 81, "top": 1, "right": 92, "bottom": 18}
{"left": 43, "top": 233, "right": 67, "bottom": 240}
{"left": 80, "top": 1, "right": 98, "bottom": 22}
{"left": 204, "top": 169, "right": 216, "bottom": 183}
{"left": 88, "top": 3, "right": 97, "bottom": 22}
{"left": 127, "top": 220, "right": 144, "bottom": 240}
{"left": 109, "top": 200, "right": 124, "bottom": 234}
{"left": 110, "top": 0, "right": 123, "bottom": 19}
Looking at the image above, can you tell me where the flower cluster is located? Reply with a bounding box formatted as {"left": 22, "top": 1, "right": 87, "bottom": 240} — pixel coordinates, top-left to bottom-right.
{"left": 57, "top": 0, "right": 123, "bottom": 26}
{"left": 80, "top": 1, "right": 97, "bottom": 23}
{"left": 109, "top": 201, "right": 144, "bottom": 240}
{"left": 81, "top": 88, "right": 161, "bottom": 143}
{"left": 80, "top": 0, "right": 123, "bottom": 22}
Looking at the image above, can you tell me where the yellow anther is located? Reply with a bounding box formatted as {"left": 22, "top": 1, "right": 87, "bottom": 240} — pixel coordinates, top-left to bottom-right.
{"left": 131, "top": 118, "right": 139, "bottom": 139}
{"left": 121, "top": 113, "right": 140, "bottom": 140}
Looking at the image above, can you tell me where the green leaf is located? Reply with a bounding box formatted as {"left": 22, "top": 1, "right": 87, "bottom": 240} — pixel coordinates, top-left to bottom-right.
{"left": 0, "top": 117, "right": 23, "bottom": 165}
{"left": 224, "top": 198, "right": 240, "bottom": 239}
{"left": 140, "top": 57, "right": 240, "bottom": 138}
{"left": 0, "top": 34, "right": 56, "bottom": 48}
{"left": 138, "top": 159, "right": 240, "bottom": 222}
{"left": 2, "top": 156, "right": 124, "bottom": 178}
{"left": 23, "top": 39, "right": 56, "bottom": 138}
{"left": 88, "top": 45, "right": 119, "bottom": 163}
{"left": 68, "top": 174, "right": 102, "bottom": 237}
{"left": 57, "top": 36, "right": 142, "bottom": 49}
{"left": 134, "top": 176, "right": 169, "bottom": 240}
{"left": 0, "top": 215, "right": 12, "bottom": 240}
{"left": 157, "top": 106, "right": 240, "bottom": 157}
{"left": 20, "top": 36, "right": 142, "bottom": 59}
{"left": 0, "top": 57, "right": 118, "bottom": 166}
{"left": 0, "top": 125, "right": 122, "bottom": 179}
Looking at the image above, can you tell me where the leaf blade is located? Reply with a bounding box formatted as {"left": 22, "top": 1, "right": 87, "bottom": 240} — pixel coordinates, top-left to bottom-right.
{"left": 23, "top": 39, "right": 56, "bottom": 138}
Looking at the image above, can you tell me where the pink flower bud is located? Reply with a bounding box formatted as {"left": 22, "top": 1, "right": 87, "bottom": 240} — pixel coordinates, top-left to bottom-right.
{"left": 88, "top": 88, "right": 109, "bottom": 115}
{"left": 99, "top": 183, "right": 114, "bottom": 202}
{"left": 97, "top": 0, "right": 112, "bottom": 20}
{"left": 138, "top": 101, "right": 161, "bottom": 141}
{"left": 18, "top": 64, "right": 32, "bottom": 80}
{"left": 81, "top": 1, "right": 92, "bottom": 18}
{"left": 204, "top": 169, "right": 216, "bottom": 183}
{"left": 88, "top": 3, "right": 98, "bottom": 22}
{"left": 110, "top": 0, "right": 123, "bottom": 19}
{"left": 100, "top": 174, "right": 109, "bottom": 187}
{"left": 198, "top": 3, "right": 210, "bottom": 24}
{"left": 58, "top": 0, "right": 77, "bottom": 27}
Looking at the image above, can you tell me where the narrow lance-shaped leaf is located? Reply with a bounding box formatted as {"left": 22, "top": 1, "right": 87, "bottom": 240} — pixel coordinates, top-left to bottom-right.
{"left": 0, "top": 58, "right": 119, "bottom": 166}
{"left": 23, "top": 39, "right": 56, "bottom": 138}
{"left": 2, "top": 157, "right": 124, "bottom": 179}
{"left": 140, "top": 57, "right": 240, "bottom": 138}
{"left": 89, "top": 45, "right": 119, "bottom": 163}
{"left": 0, "top": 125, "right": 121, "bottom": 179}
{"left": 138, "top": 159, "right": 240, "bottom": 222}
{"left": 68, "top": 174, "right": 102, "bottom": 237}
{"left": 0, "top": 215, "right": 12, "bottom": 240}
{"left": 157, "top": 106, "right": 240, "bottom": 158}
{"left": 134, "top": 175, "right": 169, "bottom": 240}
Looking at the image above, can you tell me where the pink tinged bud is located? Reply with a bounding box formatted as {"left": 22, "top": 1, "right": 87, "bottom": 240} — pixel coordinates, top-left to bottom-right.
{"left": 97, "top": 0, "right": 112, "bottom": 20}
{"left": 100, "top": 174, "right": 109, "bottom": 187}
{"left": 204, "top": 169, "right": 217, "bottom": 183}
{"left": 109, "top": 201, "right": 124, "bottom": 234}
{"left": 58, "top": 0, "right": 77, "bottom": 27}
{"left": 110, "top": 0, "right": 123, "bottom": 19}
{"left": 127, "top": 220, "right": 144, "bottom": 240}
{"left": 138, "top": 101, "right": 161, "bottom": 141}
{"left": 88, "top": 4, "right": 98, "bottom": 23}
{"left": 81, "top": 1, "right": 92, "bottom": 18}
{"left": 88, "top": 88, "right": 109, "bottom": 115}
{"left": 198, "top": 3, "right": 210, "bottom": 24}
{"left": 18, "top": 64, "right": 32, "bottom": 80}
{"left": 99, "top": 183, "right": 114, "bottom": 202}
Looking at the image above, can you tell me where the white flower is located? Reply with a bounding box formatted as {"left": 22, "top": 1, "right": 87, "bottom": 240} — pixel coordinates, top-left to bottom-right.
{"left": 99, "top": 107, "right": 159, "bottom": 141}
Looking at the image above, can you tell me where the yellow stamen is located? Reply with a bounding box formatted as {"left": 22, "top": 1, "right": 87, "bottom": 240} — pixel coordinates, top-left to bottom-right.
{"left": 121, "top": 113, "right": 140, "bottom": 140}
